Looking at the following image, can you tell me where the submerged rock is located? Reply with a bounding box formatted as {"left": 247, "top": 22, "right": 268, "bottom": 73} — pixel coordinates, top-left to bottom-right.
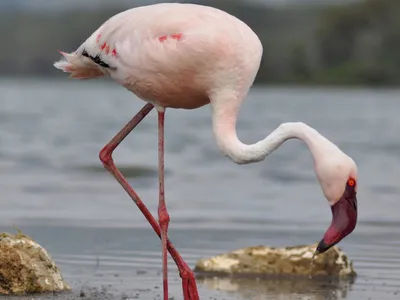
{"left": 194, "top": 244, "right": 356, "bottom": 277}
{"left": 0, "top": 230, "right": 71, "bottom": 295}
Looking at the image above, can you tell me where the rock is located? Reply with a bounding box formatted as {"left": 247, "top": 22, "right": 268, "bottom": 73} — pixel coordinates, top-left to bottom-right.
{"left": 194, "top": 243, "right": 356, "bottom": 277}
{"left": 0, "top": 230, "right": 71, "bottom": 295}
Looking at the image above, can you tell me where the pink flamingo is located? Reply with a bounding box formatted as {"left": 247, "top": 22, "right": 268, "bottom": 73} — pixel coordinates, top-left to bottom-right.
{"left": 54, "top": 3, "right": 358, "bottom": 300}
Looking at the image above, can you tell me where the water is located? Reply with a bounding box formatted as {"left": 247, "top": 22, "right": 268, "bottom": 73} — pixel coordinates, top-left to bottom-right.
{"left": 1, "top": 78, "right": 400, "bottom": 299}
{"left": 309, "top": 254, "right": 316, "bottom": 279}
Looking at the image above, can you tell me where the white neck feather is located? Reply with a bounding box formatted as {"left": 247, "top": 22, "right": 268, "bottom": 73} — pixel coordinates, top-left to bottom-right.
{"left": 211, "top": 98, "right": 340, "bottom": 165}
{"left": 210, "top": 91, "right": 358, "bottom": 205}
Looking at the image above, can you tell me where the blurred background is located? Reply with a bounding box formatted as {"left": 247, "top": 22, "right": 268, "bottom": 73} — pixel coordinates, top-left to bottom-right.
{"left": 1, "top": 1, "right": 400, "bottom": 300}
{"left": 1, "top": 0, "right": 400, "bottom": 85}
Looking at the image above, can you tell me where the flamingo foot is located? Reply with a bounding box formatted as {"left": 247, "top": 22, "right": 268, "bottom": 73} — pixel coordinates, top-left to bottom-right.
{"left": 180, "top": 269, "right": 199, "bottom": 300}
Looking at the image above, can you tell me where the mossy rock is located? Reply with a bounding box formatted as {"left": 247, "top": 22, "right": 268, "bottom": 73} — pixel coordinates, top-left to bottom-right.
{"left": 0, "top": 230, "right": 71, "bottom": 295}
{"left": 194, "top": 243, "right": 356, "bottom": 278}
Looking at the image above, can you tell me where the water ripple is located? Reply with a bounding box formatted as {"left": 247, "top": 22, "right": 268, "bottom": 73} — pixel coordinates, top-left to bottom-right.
{"left": 1, "top": 80, "right": 400, "bottom": 299}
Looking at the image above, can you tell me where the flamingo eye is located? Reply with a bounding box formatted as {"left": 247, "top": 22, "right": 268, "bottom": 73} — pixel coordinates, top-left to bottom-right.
{"left": 347, "top": 178, "right": 356, "bottom": 188}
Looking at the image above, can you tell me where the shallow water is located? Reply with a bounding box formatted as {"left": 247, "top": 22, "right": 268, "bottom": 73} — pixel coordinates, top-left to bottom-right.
{"left": 1, "top": 78, "right": 400, "bottom": 299}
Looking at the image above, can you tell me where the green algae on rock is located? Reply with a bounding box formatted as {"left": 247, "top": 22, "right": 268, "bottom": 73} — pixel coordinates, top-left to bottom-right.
{"left": 0, "top": 230, "right": 71, "bottom": 295}
{"left": 194, "top": 244, "right": 356, "bottom": 277}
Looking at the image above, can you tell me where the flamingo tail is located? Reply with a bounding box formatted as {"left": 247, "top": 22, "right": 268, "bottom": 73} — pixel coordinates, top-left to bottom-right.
{"left": 54, "top": 50, "right": 106, "bottom": 79}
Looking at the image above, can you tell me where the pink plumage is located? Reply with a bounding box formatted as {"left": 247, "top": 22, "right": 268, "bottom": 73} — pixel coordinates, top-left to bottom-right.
{"left": 54, "top": 3, "right": 263, "bottom": 109}
{"left": 55, "top": 3, "right": 359, "bottom": 300}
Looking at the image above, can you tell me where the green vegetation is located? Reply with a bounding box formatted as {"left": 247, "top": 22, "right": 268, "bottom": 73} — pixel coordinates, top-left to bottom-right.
{"left": 314, "top": 0, "right": 400, "bottom": 85}
{"left": 1, "top": 0, "right": 399, "bottom": 86}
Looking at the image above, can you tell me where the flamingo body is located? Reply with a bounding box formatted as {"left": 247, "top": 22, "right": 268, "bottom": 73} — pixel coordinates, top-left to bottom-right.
{"left": 55, "top": 3, "right": 263, "bottom": 110}
{"left": 54, "top": 4, "right": 359, "bottom": 300}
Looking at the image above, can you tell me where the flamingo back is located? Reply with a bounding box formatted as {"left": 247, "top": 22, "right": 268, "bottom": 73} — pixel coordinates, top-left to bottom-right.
{"left": 54, "top": 3, "right": 263, "bottom": 109}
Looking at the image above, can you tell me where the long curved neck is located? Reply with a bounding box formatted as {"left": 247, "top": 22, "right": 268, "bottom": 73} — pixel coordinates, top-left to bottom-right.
{"left": 211, "top": 94, "right": 337, "bottom": 165}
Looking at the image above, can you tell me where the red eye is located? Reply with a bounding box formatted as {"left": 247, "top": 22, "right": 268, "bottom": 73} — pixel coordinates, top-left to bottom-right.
{"left": 347, "top": 178, "right": 356, "bottom": 187}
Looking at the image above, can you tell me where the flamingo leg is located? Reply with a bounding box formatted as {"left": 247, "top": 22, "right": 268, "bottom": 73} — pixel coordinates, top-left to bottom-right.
{"left": 99, "top": 103, "right": 199, "bottom": 300}
{"left": 157, "top": 110, "right": 170, "bottom": 300}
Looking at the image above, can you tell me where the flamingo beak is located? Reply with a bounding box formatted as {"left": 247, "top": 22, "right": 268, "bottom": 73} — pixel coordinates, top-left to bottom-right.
{"left": 314, "top": 184, "right": 358, "bottom": 255}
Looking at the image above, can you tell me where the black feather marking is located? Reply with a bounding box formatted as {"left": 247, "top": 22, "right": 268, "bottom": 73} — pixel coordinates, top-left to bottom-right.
{"left": 93, "top": 54, "right": 110, "bottom": 68}
{"left": 81, "top": 48, "right": 110, "bottom": 68}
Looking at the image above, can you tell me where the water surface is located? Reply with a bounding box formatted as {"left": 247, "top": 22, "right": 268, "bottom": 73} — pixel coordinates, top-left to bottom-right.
{"left": 1, "top": 78, "right": 399, "bottom": 299}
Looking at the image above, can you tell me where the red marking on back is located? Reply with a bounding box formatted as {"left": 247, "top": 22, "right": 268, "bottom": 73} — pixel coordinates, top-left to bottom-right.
{"left": 96, "top": 34, "right": 102, "bottom": 43}
{"left": 111, "top": 49, "right": 118, "bottom": 57}
{"left": 105, "top": 45, "right": 110, "bottom": 55}
{"left": 101, "top": 42, "right": 107, "bottom": 50}
{"left": 158, "top": 35, "right": 167, "bottom": 42}
{"left": 158, "top": 33, "right": 183, "bottom": 43}
{"left": 171, "top": 33, "right": 183, "bottom": 40}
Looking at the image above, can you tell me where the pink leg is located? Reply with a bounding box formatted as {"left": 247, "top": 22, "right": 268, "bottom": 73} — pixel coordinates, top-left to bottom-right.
{"left": 157, "top": 110, "right": 169, "bottom": 300}
{"left": 99, "top": 103, "right": 199, "bottom": 300}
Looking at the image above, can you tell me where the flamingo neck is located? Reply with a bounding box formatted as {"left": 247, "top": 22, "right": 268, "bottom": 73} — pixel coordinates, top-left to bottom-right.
{"left": 211, "top": 97, "right": 334, "bottom": 165}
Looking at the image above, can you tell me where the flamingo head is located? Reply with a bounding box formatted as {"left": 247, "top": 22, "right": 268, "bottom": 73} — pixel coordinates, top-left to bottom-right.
{"left": 313, "top": 154, "right": 358, "bottom": 255}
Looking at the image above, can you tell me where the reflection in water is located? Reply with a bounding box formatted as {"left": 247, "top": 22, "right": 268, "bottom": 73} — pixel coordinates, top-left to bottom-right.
{"left": 197, "top": 275, "right": 356, "bottom": 300}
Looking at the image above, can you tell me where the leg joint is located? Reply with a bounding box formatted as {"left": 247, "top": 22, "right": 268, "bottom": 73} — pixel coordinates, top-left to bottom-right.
{"left": 99, "top": 146, "right": 113, "bottom": 166}
{"left": 158, "top": 210, "right": 170, "bottom": 227}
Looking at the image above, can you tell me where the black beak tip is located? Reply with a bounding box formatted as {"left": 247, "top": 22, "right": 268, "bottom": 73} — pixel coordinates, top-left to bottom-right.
{"left": 315, "top": 239, "right": 331, "bottom": 256}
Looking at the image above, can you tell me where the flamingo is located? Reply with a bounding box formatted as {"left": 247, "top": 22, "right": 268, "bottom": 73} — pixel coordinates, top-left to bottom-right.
{"left": 54, "top": 3, "right": 358, "bottom": 300}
